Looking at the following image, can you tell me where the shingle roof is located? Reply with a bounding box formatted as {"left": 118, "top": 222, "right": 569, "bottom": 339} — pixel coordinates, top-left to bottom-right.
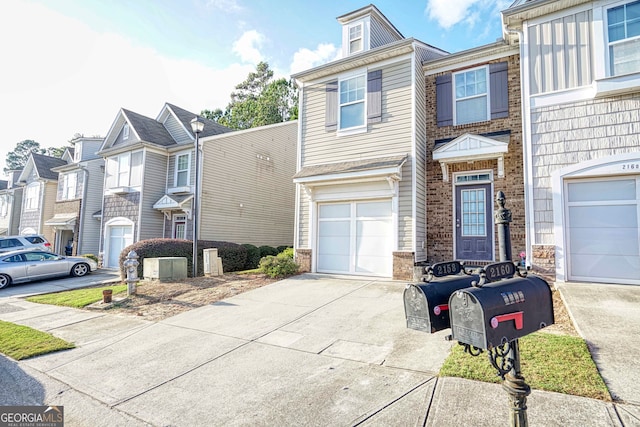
{"left": 122, "top": 108, "right": 176, "bottom": 147}
{"left": 293, "top": 155, "right": 407, "bottom": 179}
{"left": 166, "top": 103, "right": 233, "bottom": 138}
{"left": 31, "top": 153, "right": 67, "bottom": 181}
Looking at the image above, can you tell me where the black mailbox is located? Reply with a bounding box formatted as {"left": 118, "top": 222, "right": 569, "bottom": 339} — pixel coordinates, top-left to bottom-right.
{"left": 448, "top": 274, "right": 554, "bottom": 350}
{"left": 404, "top": 261, "right": 479, "bottom": 333}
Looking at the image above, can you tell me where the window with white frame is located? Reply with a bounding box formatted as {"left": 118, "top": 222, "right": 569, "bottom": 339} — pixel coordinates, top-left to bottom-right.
{"left": 607, "top": 0, "right": 640, "bottom": 76}
{"left": 0, "top": 196, "right": 7, "bottom": 217}
{"left": 61, "top": 172, "right": 77, "bottom": 200}
{"left": 175, "top": 153, "right": 190, "bottom": 187}
{"left": 105, "top": 151, "right": 143, "bottom": 189}
{"left": 339, "top": 74, "right": 366, "bottom": 130}
{"left": 25, "top": 183, "right": 39, "bottom": 210}
{"left": 123, "top": 123, "right": 130, "bottom": 140}
{"left": 454, "top": 66, "right": 489, "bottom": 125}
{"left": 349, "top": 24, "right": 363, "bottom": 54}
{"left": 74, "top": 145, "right": 82, "bottom": 162}
{"left": 173, "top": 215, "right": 187, "bottom": 239}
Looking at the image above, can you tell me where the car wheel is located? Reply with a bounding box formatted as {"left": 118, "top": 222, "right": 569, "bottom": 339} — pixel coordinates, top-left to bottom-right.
{"left": 71, "top": 263, "right": 89, "bottom": 277}
{"left": 0, "top": 274, "right": 11, "bottom": 289}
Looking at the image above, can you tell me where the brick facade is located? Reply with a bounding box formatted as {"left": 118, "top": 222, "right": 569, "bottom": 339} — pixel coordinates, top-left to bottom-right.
{"left": 393, "top": 251, "right": 415, "bottom": 281}
{"left": 425, "top": 54, "right": 525, "bottom": 265}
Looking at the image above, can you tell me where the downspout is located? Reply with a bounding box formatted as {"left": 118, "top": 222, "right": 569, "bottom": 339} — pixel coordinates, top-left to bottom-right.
{"left": 293, "top": 81, "right": 303, "bottom": 264}
{"left": 504, "top": 24, "right": 533, "bottom": 269}
{"left": 77, "top": 166, "right": 89, "bottom": 254}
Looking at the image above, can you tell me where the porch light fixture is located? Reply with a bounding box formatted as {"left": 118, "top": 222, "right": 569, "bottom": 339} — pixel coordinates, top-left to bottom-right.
{"left": 190, "top": 116, "right": 205, "bottom": 277}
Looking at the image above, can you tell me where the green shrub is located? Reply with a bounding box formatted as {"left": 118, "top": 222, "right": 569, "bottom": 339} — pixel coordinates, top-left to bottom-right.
{"left": 258, "top": 245, "right": 278, "bottom": 258}
{"left": 242, "top": 244, "right": 261, "bottom": 270}
{"left": 280, "top": 247, "right": 294, "bottom": 258}
{"left": 81, "top": 254, "right": 99, "bottom": 263}
{"left": 258, "top": 249, "right": 299, "bottom": 278}
{"left": 276, "top": 245, "right": 290, "bottom": 253}
{"left": 118, "top": 239, "right": 247, "bottom": 278}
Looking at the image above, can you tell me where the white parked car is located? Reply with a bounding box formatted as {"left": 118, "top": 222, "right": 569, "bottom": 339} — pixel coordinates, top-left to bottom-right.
{"left": 0, "top": 250, "right": 98, "bottom": 289}
{"left": 0, "top": 235, "right": 52, "bottom": 253}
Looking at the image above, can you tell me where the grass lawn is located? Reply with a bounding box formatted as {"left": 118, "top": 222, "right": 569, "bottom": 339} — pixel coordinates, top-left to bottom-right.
{"left": 0, "top": 320, "right": 75, "bottom": 360}
{"left": 26, "top": 284, "right": 128, "bottom": 308}
{"left": 440, "top": 332, "right": 610, "bottom": 400}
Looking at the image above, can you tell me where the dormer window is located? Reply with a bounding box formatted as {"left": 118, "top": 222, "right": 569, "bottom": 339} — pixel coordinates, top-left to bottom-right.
{"left": 74, "top": 145, "right": 82, "bottom": 162}
{"left": 349, "top": 24, "right": 363, "bottom": 54}
{"left": 123, "top": 123, "right": 130, "bottom": 140}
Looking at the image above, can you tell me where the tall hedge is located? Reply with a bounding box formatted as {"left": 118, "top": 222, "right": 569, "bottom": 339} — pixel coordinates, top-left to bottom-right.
{"left": 118, "top": 238, "right": 247, "bottom": 279}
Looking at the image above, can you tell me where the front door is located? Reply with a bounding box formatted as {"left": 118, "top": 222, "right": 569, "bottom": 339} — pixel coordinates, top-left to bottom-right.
{"left": 455, "top": 183, "right": 492, "bottom": 261}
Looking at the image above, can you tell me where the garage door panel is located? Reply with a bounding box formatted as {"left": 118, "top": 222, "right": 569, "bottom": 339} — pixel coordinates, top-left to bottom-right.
{"left": 317, "top": 200, "right": 393, "bottom": 277}
{"left": 569, "top": 227, "right": 639, "bottom": 255}
{"left": 317, "top": 254, "right": 350, "bottom": 272}
{"left": 570, "top": 254, "right": 640, "bottom": 281}
{"left": 568, "top": 179, "right": 636, "bottom": 202}
{"left": 569, "top": 205, "right": 637, "bottom": 228}
{"left": 566, "top": 176, "right": 640, "bottom": 285}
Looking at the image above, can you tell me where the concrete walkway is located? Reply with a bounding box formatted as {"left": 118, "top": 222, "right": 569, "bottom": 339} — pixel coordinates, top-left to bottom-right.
{"left": 0, "top": 274, "right": 637, "bottom": 426}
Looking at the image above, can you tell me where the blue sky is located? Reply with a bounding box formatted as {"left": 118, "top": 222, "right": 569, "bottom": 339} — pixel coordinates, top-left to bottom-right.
{"left": 0, "top": 0, "right": 511, "bottom": 173}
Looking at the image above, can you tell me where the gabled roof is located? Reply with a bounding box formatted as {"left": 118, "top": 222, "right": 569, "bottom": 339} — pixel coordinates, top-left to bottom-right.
{"left": 337, "top": 4, "right": 404, "bottom": 39}
{"left": 19, "top": 152, "right": 68, "bottom": 182}
{"left": 122, "top": 108, "right": 176, "bottom": 147}
{"left": 164, "top": 103, "right": 233, "bottom": 138}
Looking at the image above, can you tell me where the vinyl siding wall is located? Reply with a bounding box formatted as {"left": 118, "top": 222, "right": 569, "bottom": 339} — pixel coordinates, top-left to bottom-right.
{"left": 41, "top": 182, "right": 58, "bottom": 245}
{"left": 530, "top": 94, "right": 640, "bottom": 245}
{"left": 199, "top": 121, "right": 297, "bottom": 246}
{"left": 139, "top": 150, "right": 168, "bottom": 241}
{"left": 527, "top": 9, "right": 593, "bottom": 95}
{"left": 298, "top": 58, "right": 415, "bottom": 251}
{"left": 370, "top": 18, "right": 401, "bottom": 49}
{"left": 79, "top": 159, "right": 104, "bottom": 254}
{"left": 163, "top": 114, "right": 192, "bottom": 144}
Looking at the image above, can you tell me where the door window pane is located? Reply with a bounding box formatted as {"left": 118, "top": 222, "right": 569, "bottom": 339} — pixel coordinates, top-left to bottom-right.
{"left": 461, "top": 189, "right": 486, "bottom": 236}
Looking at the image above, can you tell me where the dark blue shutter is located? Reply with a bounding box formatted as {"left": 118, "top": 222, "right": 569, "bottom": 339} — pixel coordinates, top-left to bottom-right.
{"left": 490, "top": 62, "right": 509, "bottom": 119}
{"left": 325, "top": 80, "right": 338, "bottom": 131}
{"left": 436, "top": 74, "right": 453, "bottom": 127}
{"left": 367, "top": 70, "right": 382, "bottom": 124}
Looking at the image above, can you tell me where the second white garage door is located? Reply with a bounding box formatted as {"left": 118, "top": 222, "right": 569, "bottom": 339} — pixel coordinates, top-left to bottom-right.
{"left": 317, "top": 200, "right": 393, "bottom": 277}
{"left": 566, "top": 177, "right": 640, "bottom": 285}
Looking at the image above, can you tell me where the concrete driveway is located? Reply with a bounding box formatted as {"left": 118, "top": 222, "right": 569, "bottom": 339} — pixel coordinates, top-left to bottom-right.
{"left": 0, "top": 274, "right": 636, "bottom": 426}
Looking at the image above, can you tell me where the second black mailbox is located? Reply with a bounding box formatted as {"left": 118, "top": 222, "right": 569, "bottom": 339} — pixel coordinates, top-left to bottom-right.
{"left": 404, "top": 261, "right": 479, "bottom": 333}
{"left": 448, "top": 274, "right": 554, "bottom": 350}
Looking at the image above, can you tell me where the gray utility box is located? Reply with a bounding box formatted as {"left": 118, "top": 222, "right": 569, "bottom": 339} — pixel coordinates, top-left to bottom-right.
{"left": 449, "top": 274, "right": 554, "bottom": 350}
{"left": 143, "top": 257, "right": 187, "bottom": 282}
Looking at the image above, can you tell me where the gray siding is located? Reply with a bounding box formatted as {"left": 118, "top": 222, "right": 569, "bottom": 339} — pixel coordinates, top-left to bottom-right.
{"left": 8, "top": 189, "right": 22, "bottom": 235}
{"left": 300, "top": 60, "right": 413, "bottom": 166}
{"left": 530, "top": 94, "right": 640, "bottom": 244}
{"left": 41, "top": 182, "right": 58, "bottom": 245}
{"left": 102, "top": 193, "right": 140, "bottom": 237}
{"left": 78, "top": 159, "right": 105, "bottom": 255}
{"left": 297, "top": 58, "right": 415, "bottom": 251}
{"left": 413, "top": 47, "right": 429, "bottom": 261}
{"left": 139, "top": 150, "right": 169, "bottom": 241}
{"left": 370, "top": 17, "right": 401, "bottom": 49}
{"left": 200, "top": 121, "right": 297, "bottom": 246}
{"left": 163, "top": 114, "right": 192, "bottom": 145}
{"left": 527, "top": 10, "right": 593, "bottom": 95}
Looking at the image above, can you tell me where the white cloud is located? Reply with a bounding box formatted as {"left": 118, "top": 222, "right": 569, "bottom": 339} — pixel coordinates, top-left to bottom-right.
{"left": 426, "top": 0, "right": 481, "bottom": 29}
{"left": 206, "top": 0, "right": 243, "bottom": 13}
{"left": 232, "top": 30, "right": 266, "bottom": 64}
{"left": 289, "top": 43, "right": 341, "bottom": 75}
{"left": 0, "top": 0, "right": 253, "bottom": 173}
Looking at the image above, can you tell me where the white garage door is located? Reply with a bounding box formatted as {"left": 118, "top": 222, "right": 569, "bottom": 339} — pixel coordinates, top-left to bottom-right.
{"left": 566, "top": 177, "right": 640, "bottom": 285}
{"left": 317, "top": 200, "right": 392, "bottom": 277}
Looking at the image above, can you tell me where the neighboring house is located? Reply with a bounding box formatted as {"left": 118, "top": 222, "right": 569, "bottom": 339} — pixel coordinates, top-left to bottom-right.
{"left": 292, "top": 5, "right": 447, "bottom": 279}
{"left": 190, "top": 120, "right": 297, "bottom": 246}
{"left": 17, "top": 153, "right": 67, "bottom": 245}
{"left": 423, "top": 41, "right": 523, "bottom": 265}
{"left": 97, "top": 103, "right": 233, "bottom": 268}
{"left": 503, "top": 0, "right": 640, "bottom": 285}
{"left": 46, "top": 136, "right": 105, "bottom": 256}
{"left": 0, "top": 171, "right": 24, "bottom": 236}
